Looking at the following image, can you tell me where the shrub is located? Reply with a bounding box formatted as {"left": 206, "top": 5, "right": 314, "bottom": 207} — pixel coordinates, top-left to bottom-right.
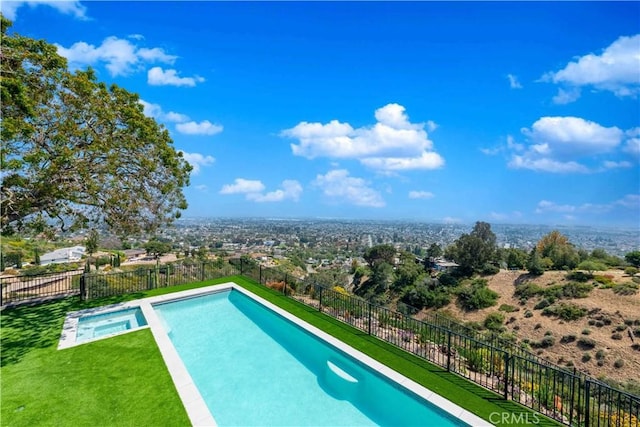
{"left": 540, "top": 336, "right": 556, "bottom": 348}
{"left": 560, "top": 334, "right": 576, "bottom": 344}
{"left": 615, "top": 324, "right": 627, "bottom": 331}
{"left": 566, "top": 271, "right": 592, "bottom": 282}
{"left": 534, "top": 323, "right": 542, "bottom": 330}
{"left": 597, "top": 360, "right": 605, "bottom": 367}
{"left": 484, "top": 311, "right": 504, "bottom": 331}
{"left": 456, "top": 280, "right": 499, "bottom": 310}
{"left": 624, "top": 266, "right": 638, "bottom": 276}
{"left": 612, "top": 282, "right": 639, "bottom": 296}
{"left": 635, "top": 328, "right": 640, "bottom": 338}
{"left": 595, "top": 349, "right": 606, "bottom": 359}
{"left": 542, "top": 303, "right": 588, "bottom": 321}
{"left": 480, "top": 263, "right": 500, "bottom": 275}
{"left": 582, "top": 328, "right": 591, "bottom": 335}
{"left": 514, "top": 283, "right": 544, "bottom": 300}
{"left": 624, "top": 319, "right": 634, "bottom": 326}
{"left": 611, "top": 333, "right": 623, "bottom": 340}
{"left": 524, "top": 310, "right": 533, "bottom": 318}
{"left": 534, "top": 299, "right": 551, "bottom": 310}
{"left": 594, "top": 275, "right": 615, "bottom": 287}
{"left": 498, "top": 304, "right": 518, "bottom": 313}
{"left": 565, "top": 360, "right": 574, "bottom": 367}
{"left": 588, "top": 319, "right": 596, "bottom": 326}
{"left": 595, "top": 320, "right": 604, "bottom": 328}
{"left": 560, "top": 282, "right": 594, "bottom": 298}
{"left": 582, "top": 353, "right": 592, "bottom": 362}
{"left": 614, "top": 359, "right": 624, "bottom": 369}
{"left": 577, "top": 338, "right": 596, "bottom": 350}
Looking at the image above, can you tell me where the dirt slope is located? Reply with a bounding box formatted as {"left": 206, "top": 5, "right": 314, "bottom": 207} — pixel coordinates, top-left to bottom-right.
{"left": 433, "top": 269, "right": 640, "bottom": 384}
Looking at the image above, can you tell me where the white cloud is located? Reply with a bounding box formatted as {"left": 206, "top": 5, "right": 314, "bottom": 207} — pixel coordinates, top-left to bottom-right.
{"left": 507, "top": 74, "right": 522, "bottom": 89}
{"left": 552, "top": 88, "right": 581, "bottom": 105}
{"left": 179, "top": 151, "right": 215, "bottom": 174}
{"left": 535, "top": 195, "right": 639, "bottom": 216}
{"left": 615, "top": 194, "right": 640, "bottom": 209}
{"left": 139, "top": 100, "right": 189, "bottom": 123}
{"left": 55, "top": 36, "right": 177, "bottom": 77}
{"left": 543, "top": 34, "right": 640, "bottom": 99}
{"left": 312, "top": 169, "right": 385, "bottom": 207}
{"left": 219, "top": 179, "right": 265, "bottom": 195}
{"left": 281, "top": 104, "right": 444, "bottom": 172}
{"left": 408, "top": 191, "right": 434, "bottom": 199}
{"left": 509, "top": 116, "right": 626, "bottom": 173}
{"left": 624, "top": 138, "right": 640, "bottom": 156}
{"left": 2, "top": 1, "right": 87, "bottom": 21}
{"left": 219, "top": 179, "right": 301, "bottom": 202}
{"left": 147, "top": 67, "right": 205, "bottom": 87}
{"left": 175, "top": 120, "right": 223, "bottom": 136}
{"left": 246, "top": 180, "right": 303, "bottom": 203}
{"left": 602, "top": 160, "right": 632, "bottom": 169}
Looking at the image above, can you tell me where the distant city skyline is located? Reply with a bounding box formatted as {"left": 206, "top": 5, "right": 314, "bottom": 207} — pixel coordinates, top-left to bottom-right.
{"left": 5, "top": 1, "right": 639, "bottom": 227}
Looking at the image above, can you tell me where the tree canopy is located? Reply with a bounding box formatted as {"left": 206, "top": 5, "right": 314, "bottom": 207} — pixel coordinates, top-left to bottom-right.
{"left": 0, "top": 16, "right": 192, "bottom": 237}
{"left": 446, "top": 221, "right": 497, "bottom": 276}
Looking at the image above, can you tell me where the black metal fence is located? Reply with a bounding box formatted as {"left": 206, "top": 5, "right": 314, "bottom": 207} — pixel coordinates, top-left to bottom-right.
{"left": 0, "top": 270, "right": 83, "bottom": 305}
{"left": 1, "top": 257, "right": 638, "bottom": 427}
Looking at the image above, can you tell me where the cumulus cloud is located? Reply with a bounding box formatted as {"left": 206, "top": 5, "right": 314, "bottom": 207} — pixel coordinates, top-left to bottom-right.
{"left": 508, "top": 116, "right": 627, "bottom": 173}
{"left": 246, "top": 180, "right": 303, "bottom": 202}
{"left": 281, "top": 104, "right": 444, "bottom": 172}
{"left": 220, "top": 179, "right": 302, "bottom": 202}
{"left": 55, "top": 36, "right": 177, "bottom": 77}
{"left": 408, "top": 190, "right": 434, "bottom": 199}
{"left": 220, "top": 179, "right": 265, "bottom": 195}
{"left": 624, "top": 128, "right": 640, "bottom": 156}
{"left": 552, "top": 88, "right": 581, "bottom": 105}
{"left": 507, "top": 74, "right": 522, "bottom": 89}
{"left": 179, "top": 151, "right": 215, "bottom": 174}
{"left": 148, "top": 67, "right": 205, "bottom": 87}
{"left": 542, "top": 34, "right": 640, "bottom": 100}
{"left": 176, "top": 120, "right": 223, "bottom": 136}
{"left": 2, "top": 1, "right": 87, "bottom": 21}
{"left": 312, "top": 169, "right": 385, "bottom": 207}
{"left": 139, "top": 100, "right": 189, "bottom": 123}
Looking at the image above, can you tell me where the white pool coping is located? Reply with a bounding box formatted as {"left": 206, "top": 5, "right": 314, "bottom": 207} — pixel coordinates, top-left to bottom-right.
{"left": 59, "top": 283, "right": 492, "bottom": 427}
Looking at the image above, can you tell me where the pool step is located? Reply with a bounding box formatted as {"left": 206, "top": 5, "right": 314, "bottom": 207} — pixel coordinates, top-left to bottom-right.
{"left": 321, "top": 360, "right": 360, "bottom": 400}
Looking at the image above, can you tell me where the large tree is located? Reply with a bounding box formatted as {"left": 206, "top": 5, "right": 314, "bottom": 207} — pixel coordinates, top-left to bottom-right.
{"left": 1, "top": 17, "right": 192, "bottom": 236}
{"left": 448, "top": 221, "right": 497, "bottom": 276}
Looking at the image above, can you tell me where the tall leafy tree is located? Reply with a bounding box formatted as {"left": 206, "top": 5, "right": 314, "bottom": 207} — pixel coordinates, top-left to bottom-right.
{"left": 625, "top": 251, "right": 640, "bottom": 268}
{"left": 85, "top": 229, "right": 99, "bottom": 256}
{"left": 448, "top": 221, "right": 497, "bottom": 276}
{"left": 1, "top": 17, "right": 192, "bottom": 236}
{"left": 536, "top": 230, "right": 579, "bottom": 270}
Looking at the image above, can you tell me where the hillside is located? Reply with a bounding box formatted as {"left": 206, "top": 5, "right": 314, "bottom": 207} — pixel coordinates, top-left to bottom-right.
{"left": 416, "top": 269, "right": 640, "bottom": 386}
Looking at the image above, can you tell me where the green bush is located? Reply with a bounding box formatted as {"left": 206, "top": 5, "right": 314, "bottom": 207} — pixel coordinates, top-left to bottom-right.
{"left": 594, "top": 274, "right": 615, "bottom": 287}
{"left": 614, "top": 359, "right": 624, "bottom": 368}
{"left": 534, "top": 299, "right": 551, "bottom": 310}
{"left": 595, "top": 349, "right": 606, "bottom": 359}
{"left": 542, "top": 303, "right": 588, "bottom": 321}
{"left": 582, "top": 328, "right": 591, "bottom": 335}
{"left": 456, "top": 280, "right": 499, "bottom": 311}
{"left": 483, "top": 312, "right": 505, "bottom": 331}
{"left": 612, "top": 282, "right": 639, "bottom": 295}
{"left": 566, "top": 271, "right": 592, "bottom": 282}
{"left": 582, "top": 353, "right": 592, "bottom": 362}
{"left": 524, "top": 310, "right": 533, "bottom": 318}
{"left": 498, "top": 304, "right": 518, "bottom": 313}
{"left": 560, "top": 334, "right": 576, "bottom": 344}
{"left": 514, "top": 283, "right": 544, "bottom": 300}
{"left": 611, "top": 333, "right": 623, "bottom": 340}
{"left": 624, "top": 266, "right": 638, "bottom": 276}
{"left": 577, "top": 338, "right": 596, "bottom": 350}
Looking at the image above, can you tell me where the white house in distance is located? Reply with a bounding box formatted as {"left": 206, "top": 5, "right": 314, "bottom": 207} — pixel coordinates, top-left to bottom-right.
{"left": 40, "top": 246, "right": 86, "bottom": 266}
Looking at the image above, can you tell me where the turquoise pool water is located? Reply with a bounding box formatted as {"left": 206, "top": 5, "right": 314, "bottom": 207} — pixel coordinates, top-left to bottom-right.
{"left": 76, "top": 307, "right": 147, "bottom": 343}
{"left": 154, "top": 290, "right": 466, "bottom": 426}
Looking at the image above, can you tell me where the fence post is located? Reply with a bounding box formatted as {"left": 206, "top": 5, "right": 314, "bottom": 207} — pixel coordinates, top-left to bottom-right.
{"left": 584, "top": 379, "right": 591, "bottom": 427}
{"left": 259, "top": 265, "right": 262, "bottom": 284}
{"left": 503, "top": 353, "right": 510, "bottom": 400}
{"left": 201, "top": 261, "right": 205, "bottom": 282}
{"left": 318, "top": 286, "right": 323, "bottom": 311}
{"left": 80, "top": 274, "right": 86, "bottom": 301}
{"left": 367, "top": 302, "right": 372, "bottom": 335}
{"left": 240, "top": 258, "right": 244, "bottom": 275}
{"left": 446, "top": 330, "right": 452, "bottom": 372}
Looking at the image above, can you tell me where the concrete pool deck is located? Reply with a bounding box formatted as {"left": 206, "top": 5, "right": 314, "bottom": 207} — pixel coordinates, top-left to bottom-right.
{"left": 59, "top": 282, "right": 493, "bottom": 427}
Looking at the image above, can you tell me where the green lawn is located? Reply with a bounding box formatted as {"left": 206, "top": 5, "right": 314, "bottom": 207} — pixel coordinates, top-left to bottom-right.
{"left": 1, "top": 276, "right": 560, "bottom": 426}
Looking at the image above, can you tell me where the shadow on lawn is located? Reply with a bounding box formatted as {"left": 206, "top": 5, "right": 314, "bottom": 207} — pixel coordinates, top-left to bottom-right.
{"left": 0, "top": 293, "right": 146, "bottom": 367}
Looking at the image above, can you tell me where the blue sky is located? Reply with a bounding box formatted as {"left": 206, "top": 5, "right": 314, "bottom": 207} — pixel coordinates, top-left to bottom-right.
{"left": 4, "top": 1, "right": 640, "bottom": 227}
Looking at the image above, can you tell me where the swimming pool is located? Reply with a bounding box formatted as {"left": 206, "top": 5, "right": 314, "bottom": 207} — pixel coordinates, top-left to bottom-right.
{"left": 152, "top": 287, "right": 482, "bottom": 426}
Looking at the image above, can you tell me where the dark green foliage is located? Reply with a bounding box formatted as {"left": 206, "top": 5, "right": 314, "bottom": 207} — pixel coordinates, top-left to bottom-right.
{"left": 566, "top": 270, "right": 592, "bottom": 282}
{"left": 447, "top": 221, "right": 497, "bottom": 276}
{"left": 625, "top": 251, "right": 640, "bottom": 268}
{"left": 437, "top": 272, "right": 458, "bottom": 287}
{"left": 514, "top": 282, "right": 544, "bottom": 300}
{"left": 542, "top": 303, "right": 587, "bottom": 321}
{"left": 498, "top": 304, "right": 518, "bottom": 313}
{"left": 614, "top": 359, "right": 624, "bottom": 368}
{"left": 612, "top": 282, "right": 639, "bottom": 295}
{"left": 577, "top": 338, "right": 597, "bottom": 350}
{"left": 624, "top": 266, "right": 638, "bottom": 276}
{"left": 483, "top": 312, "right": 505, "bottom": 331}
{"left": 524, "top": 310, "right": 533, "bottom": 318}
{"left": 595, "top": 349, "right": 606, "bottom": 359}
{"left": 400, "top": 285, "right": 451, "bottom": 310}
{"left": 534, "top": 299, "right": 551, "bottom": 310}
{"left": 560, "top": 334, "right": 576, "bottom": 344}
{"left": 611, "top": 332, "right": 623, "bottom": 340}
{"left": 582, "top": 353, "right": 591, "bottom": 362}
{"left": 527, "top": 248, "right": 545, "bottom": 275}
{"left": 479, "top": 263, "right": 499, "bottom": 275}
{"left": 456, "top": 279, "right": 499, "bottom": 311}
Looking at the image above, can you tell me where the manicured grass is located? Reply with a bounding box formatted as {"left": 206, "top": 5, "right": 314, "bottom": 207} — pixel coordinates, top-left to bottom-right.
{"left": 1, "top": 276, "right": 560, "bottom": 426}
